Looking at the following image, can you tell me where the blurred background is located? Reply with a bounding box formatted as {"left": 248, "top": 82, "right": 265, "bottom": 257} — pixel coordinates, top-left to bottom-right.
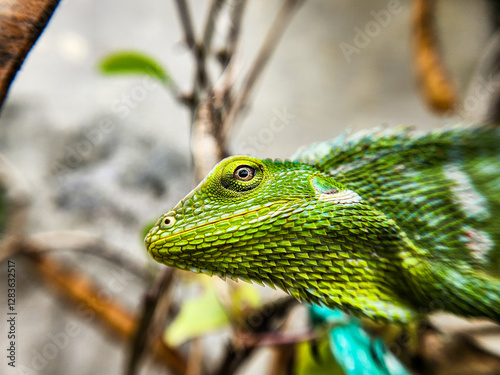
{"left": 0, "top": 0, "right": 497, "bottom": 374}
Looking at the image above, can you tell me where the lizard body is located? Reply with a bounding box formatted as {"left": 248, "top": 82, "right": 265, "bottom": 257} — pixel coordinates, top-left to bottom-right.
{"left": 146, "top": 126, "right": 500, "bottom": 323}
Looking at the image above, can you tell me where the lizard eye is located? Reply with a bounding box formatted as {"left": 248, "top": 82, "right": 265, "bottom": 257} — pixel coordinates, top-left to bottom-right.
{"left": 219, "top": 159, "right": 263, "bottom": 194}
{"left": 234, "top": 165, "right": 255, "bottom": 181}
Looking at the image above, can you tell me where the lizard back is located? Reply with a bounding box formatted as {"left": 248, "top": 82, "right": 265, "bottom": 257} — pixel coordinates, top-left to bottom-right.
{"left": 292, "top": 126, "right": 500, "bottom": 276}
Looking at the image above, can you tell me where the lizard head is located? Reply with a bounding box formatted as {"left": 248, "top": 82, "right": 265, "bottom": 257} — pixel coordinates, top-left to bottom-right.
{"left": 145, "top": 155, "right": 413, "bottom": 319}
{"left": 146, "top": 155, "right": 358, "bottom": 266}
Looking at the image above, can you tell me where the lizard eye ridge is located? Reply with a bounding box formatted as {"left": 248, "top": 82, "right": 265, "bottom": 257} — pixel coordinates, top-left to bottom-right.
{"left": 234, "top": 165, "right": 255, "bottom": 181}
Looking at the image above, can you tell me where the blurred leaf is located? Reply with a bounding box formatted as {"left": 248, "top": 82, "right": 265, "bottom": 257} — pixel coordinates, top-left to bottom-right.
{"left": 229, "top": 283, "right": 261, "bottom": 317}
{"left": 295, "top": 338, "right": 345, "bottom": 375}
{"left": 99, "top": 51, "right": 170, "bottom": 84}
{"left": 164, "top": 287, "right": 229, "bottom": 346}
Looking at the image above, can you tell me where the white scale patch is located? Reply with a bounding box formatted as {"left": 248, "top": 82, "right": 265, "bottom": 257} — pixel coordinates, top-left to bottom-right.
{"left": 462, "top": 225, "right": 494, "bottom": 262}
{"left": 317, "top": 189, "right": 362, "bottom": 205}
{"left": 444, "top": 163, "right": 490, "bottom": 220}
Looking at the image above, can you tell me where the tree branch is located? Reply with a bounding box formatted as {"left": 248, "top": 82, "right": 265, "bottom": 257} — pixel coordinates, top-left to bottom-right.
{"left": 222, "top": 0, "right": 305, "bottom": 135}
{"left": 412, "top": 0, "right": 459, "bottom": 114}
{"left": 174, "top": 0, "right": 211, "bottom": 116}
{"left": 0, "top": 0, "right": 61, "bottom": 111}
{"left": 219, "top": 0, "right": 248, "bottom": 67}
{"left": 191, "top": 99, "right": 226, "bottom": 179}
{"left": 202, "top": 0, "right": 225, "bottom": 58}
{"left": 125, "top": 267, "right": 176, "bottom": 375}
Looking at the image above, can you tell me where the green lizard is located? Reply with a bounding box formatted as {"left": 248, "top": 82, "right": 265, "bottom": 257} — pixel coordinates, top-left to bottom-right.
{"left": 145, "top": 126, "right": 500, "bottom": 324}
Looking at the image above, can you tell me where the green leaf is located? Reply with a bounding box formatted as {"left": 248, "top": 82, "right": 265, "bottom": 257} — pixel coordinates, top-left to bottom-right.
{"left": 164, "top": 286, "right": 229, "bottom": 346}
{"left": 98, "top": 51, "right": 170, "bottom": 84}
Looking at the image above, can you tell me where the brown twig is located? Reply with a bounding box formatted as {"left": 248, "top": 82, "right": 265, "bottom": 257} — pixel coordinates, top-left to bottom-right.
{"left": 174, "top": 0, "right": 211, "bottom": 116}
{"left": 202, "top": 0, "right": 225, "bottom": 58}
{"left": 222, "top": 0, "right": 306, "bottom": 136}
{"left": 173, "top": 0, "right": 197, "bottom": 52}
{"left": 212, "top": 0, "right": 248, "bottom": 116}
{"left": 219, "top": 0, "right": 248, "bottom": 67}
{"left": 191, "top": 99, "right": 227, "bottom": 180}
{"left": 126, "top": 267, "right": 176, "bottom": 375}
{"left": 0, "top": 0, "right": 61, "bottom": 111}
{"left": 412, "top": 0, "right": 459, "bottom": 114}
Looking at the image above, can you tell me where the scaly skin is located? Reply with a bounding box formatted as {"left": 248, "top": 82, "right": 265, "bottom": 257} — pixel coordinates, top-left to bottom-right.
{"left": 145, "top": 126, "right": 500, "bottom": 323}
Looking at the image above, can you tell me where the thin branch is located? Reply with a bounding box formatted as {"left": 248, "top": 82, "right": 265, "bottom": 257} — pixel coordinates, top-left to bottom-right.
{"left": 126, "top": 268, "right": 176, "bottom": 375}
{"left": 174, "top": 0, "right": 197, "bottom": 49}
{"left": 0, "top": 0, "right": 61, "bottom": 111}
{"left": 191, "top": 99, "right": 226, "bottom": 180}
{"left": 222, "top": 0, "right": 306, "bottom": 136}
{"left": 174, "top": 0, "right": 211, "bottom": 115}
{"left": 218, "top": 0, "right": 248, "bottom": 67}
{"left": 412, "top": 0, "right": 459, "bottom": 114}
{"left": 202, "top": 0, "right": 225, "bottom": 57}
{"left": 212, "top": 0, "right": 248, "bottom": 115}
{"left": 195, "top": 0, "right": 228, "bottom": 98}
